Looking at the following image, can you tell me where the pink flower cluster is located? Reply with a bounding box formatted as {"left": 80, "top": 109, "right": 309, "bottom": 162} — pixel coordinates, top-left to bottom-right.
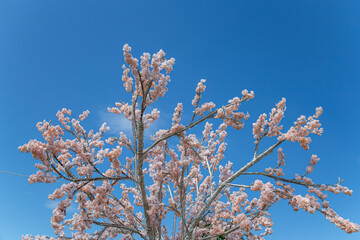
{"left": 252, "top": 99, "right": 323, "bottom": 151}
{"left": 252, "top": 98, "right": 286, "bottom": 143}
{"left": 192, "top": 79, "right": 207, "bottom": 106}
{"left": 172, "top": 103, "right": 183, "bottom": 125}
{"left": 241, "top": 89, "right": 255, "bottom": 100}
{"left": 122, "top": 44, "right": 175, "bottom": 106}
{"left": 215, "top": 97, "right": 250, "bottom": 130}
{"left": 290, "top": 194, "right": 320, "bottom": 214}
{"left": 278, "top": 107, "right": 323, "bottom": 150}
{"left": 306, "top": 154, "right": 320, "bottom": 173}
{"left": 322, "top": 208, "right": 360, "bottom": 234}
{"left": 195, "top": 101, "right": 216, "bottom": 116}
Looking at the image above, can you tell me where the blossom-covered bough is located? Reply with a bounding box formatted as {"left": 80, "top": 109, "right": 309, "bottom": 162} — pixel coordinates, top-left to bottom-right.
{"left": 20, "top": 45, "right": 359, "bottom": 240}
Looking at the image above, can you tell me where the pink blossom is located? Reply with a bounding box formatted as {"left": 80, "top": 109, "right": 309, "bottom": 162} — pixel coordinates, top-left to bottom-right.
{"left": 172, "top": 103, "right": 183, "bottom": 124}
{"left": 241, "top": 89, "right": 255, "bottom": 100}
{"left": 253, "top": 113, "right": 267, "bottom": 143}
{"left": 195, "top": 102, "right": 216, "bottom": 116}
{"left": 192, "top": 79, "right": 206, "bottom": 106}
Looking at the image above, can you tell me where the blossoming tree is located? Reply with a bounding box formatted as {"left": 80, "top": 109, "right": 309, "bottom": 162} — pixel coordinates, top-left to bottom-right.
{"left": 20, "top": 45, "right": 359, "bottom": 240}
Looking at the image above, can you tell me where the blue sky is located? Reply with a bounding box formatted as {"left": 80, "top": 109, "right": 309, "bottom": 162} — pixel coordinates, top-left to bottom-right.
{"left": 1, "top": 0, "right": 360, "bottom": 239}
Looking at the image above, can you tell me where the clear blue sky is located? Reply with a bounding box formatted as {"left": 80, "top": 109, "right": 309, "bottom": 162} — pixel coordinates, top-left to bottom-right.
{"left": 1, "top": 1, "right": 359, "bottom": 239}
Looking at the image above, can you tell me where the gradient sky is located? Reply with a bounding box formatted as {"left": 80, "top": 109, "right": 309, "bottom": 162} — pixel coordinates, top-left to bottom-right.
{"left": 1, "top": 1, "right": 360, "bottom": 239}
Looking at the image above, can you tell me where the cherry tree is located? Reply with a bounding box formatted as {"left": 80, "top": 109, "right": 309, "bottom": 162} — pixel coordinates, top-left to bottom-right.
{"left": 20, "top": 45, "right": 359, "bottom": 240}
